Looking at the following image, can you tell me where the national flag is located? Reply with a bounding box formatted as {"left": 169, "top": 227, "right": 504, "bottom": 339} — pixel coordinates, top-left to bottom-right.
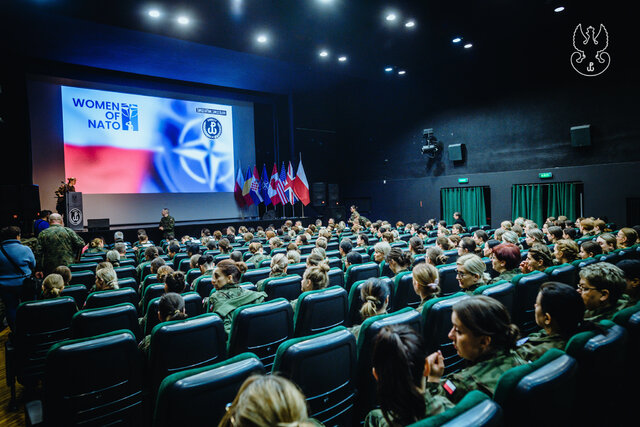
{"left": 242, "top": 167, "right": 254, "bottom": 206}
{"left": 269, "top": 163, "right": 282, "bottom": 206}
{"left": 293, "top": 158, "right": 311, "bottom": 206}
{"left": 250, "top": 165, "right": 263, "bottom": 205}
{"left": 285, "top": 161, "right": 297, "bottom": 205}
{"left": 260, "top": 164, "right": 272, "bottom": 206}
{"left": 234, "top": 163, "right": 245, "bottom": 207}
{"left": 277, "top": 162, "right": 288, "bottom": 205}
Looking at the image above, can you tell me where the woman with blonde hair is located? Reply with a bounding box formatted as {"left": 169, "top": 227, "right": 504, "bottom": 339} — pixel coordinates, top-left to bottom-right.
{"left": 456, "top": 254, "right": 489, "bottom": 295}
{"left": 94, "top": 267, "right": 119, "bottom": 292}
{"left": 617, "top": 227, "right": 638, "bottom": 249}
{"left": 42, "top": 273, "right": 65, "bottom": 299}
{"left": 553, "top": 239, "right": 579, "bottom": 265}
{"left": 426, "top": 246, "right": 448, "bottom": 266}
{"left": 219, "top": 374, "right": 311, "bottom": 427}
{"left": 257, "top": 253, "right": 289, "bottom": 292}
{"left": 412, "top": 262, "right": 440, "bottom": 312}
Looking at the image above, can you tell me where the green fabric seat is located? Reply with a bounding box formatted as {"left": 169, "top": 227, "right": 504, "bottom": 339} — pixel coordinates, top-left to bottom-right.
{"left": 544, "top": 263, "right": 578, "bottom": 287}
{"left": 436, "top": 263, "right": 460, "bottom": 296}
{"left": 511, "top": 270, "right": 549, "bottom": 336}
{"left": 347, "top": 277, "right": 393, "bottom": 325}
{"left": 185, "top": 268, "right": 202, "bottom": 286}
{"left": 60, "top": 284, "right": 88, "bottom": 308}
{"left": 69, "top": 262, "right": 98, "bottom": 272}
{"left": 293, "top": 286, "right": 348, "bottom": 337}
{"left": 71, "top": 302, "right": 141, "bottom": 341}
{"left": 262, "top": 274, "right": 302, "bottom": 301}
{"left": 422, "top": 293, "right": 468, "bottom": 375}
{"left": 84, "top": 288, "right": 139, "bottom": 311}
{"left": 142, "top": 284, "right": 166, "bottom": 314}
{"left": 242, "top": 267, "right": 271, "bottom": 285}
{"left": 390, "top": 270, "right": 421, "bottom": 311}
{"left": 473, "top": 280, "right": 515, "bottom": 317}
{"left": 344, "top": 261, "right": 379, "bottom": 293}
{"left": 408, "top": 390, "right": 502, "bottom": 427}
{"left": 68, "top": 269, "right": 95, "bottom": 289}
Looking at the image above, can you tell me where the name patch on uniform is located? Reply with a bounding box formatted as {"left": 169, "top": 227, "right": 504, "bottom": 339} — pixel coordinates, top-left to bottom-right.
{"left": 443, "top": 380, "right": 457, "bottom": 395}
{"left": 516, "top": 337, "right": 529, "bottom": 347}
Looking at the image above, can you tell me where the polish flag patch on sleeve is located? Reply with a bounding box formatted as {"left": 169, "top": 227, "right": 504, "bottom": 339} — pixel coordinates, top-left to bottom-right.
{"left": 443, "top": 380, "right": 457, "bottom": 395}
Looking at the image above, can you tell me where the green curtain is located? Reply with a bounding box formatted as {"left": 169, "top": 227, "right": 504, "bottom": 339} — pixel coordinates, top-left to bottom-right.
{"left": 547, "top": 182, "right": 576, "bottom": 220}
{"left": 512, "top": 184, "right": 544, "bottom": 226}
{"left": 441, "top": 187, "right": 487, "bottom": 227}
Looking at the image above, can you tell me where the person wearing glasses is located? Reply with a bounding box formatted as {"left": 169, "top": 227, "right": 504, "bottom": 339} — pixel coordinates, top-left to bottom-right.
{"left": 577, "top": 263, "right": 627, "bottom": 323}
{"left": 455, "top": 254, "right": 490, "bottom": 295}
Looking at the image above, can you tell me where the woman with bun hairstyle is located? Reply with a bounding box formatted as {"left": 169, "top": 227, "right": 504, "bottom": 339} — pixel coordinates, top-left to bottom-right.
{"left": 246, "top": 241, "right": 270, "bottom": 266}
{"left": 426, "top": 247, "right": 448, "bottom": 266}
{"left": 41, "top": 273, "right": 65, "bottom": 299}
{"left": 291, "top": 263, "right": 331, "bottom": 311}
{"left": 256, "top": 253, "right": 289, "bottom": 292}
{"left": 409, "top": 236, "right": 426, "bottom": 260}
{"left": 190, "top": 254, "right": 215, "bottom": 291}
{"left": 386, "top": 248, "right": 413, "bottom": 279}
{"left": 425, "top": 296, "right": 525, "bottom": 404}
{"left": 553, "top": 239, "right": 579, "bottom": 265}
{"left": 91, "top": 267, "right": 119, "bottom": 293}
{"left": 208, "top": 259, "right": 267, "bottom": 334}
{"left": 364, "top": 324, "right": 453, "bottom": 426}
{"left": 413, "top": 262, "right": 441, "bottom": 312}
{"left": 139, "top": 292, "right": 188, "bottom": 354}
{"left": 349, "top": 278, "right": 391, "bottom": 340}
{"left": 520, "top": 243, "right": 554, "bottom": 274}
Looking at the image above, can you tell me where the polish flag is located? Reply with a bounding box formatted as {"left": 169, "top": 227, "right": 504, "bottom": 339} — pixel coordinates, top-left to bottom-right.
{"left": 293, "top": 159, "right": 310, "bottom": 206}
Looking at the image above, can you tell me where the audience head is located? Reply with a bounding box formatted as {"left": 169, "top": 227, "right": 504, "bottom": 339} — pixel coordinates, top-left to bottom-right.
{"left": 536, "top": 282, "right": 585, "bottom": 339}
{"left": 386, "top": 248, "right": 413, "bottom": 274}
{"left": 197, "top": 254, "right": 215, "bottom": 272}
{"left": 229, "top": 250, "right": 243, "bottom": 263}
{"left": 150, "top": 257, "right": 166, "bottom": 274}
{"left": 617, "top": 227, "right": 638, "bottom": 248}
{"left": 436, "top": 236, "right": 452, "bottom": 250}
{"left": 553, "top": 239, "right": 579, "bottom": 264}
{"left": 42, "top": 273, "right": 65, "bottom": 299}
{"left": 359, "top": 278, "right": 391, "bottom": 321}
{"left": 213, "top": 259, "right": 245, "bottom": 289}
{"left": 491, "top": 243, "right": 521, "bottom": 272}
{"left": 158, "top": 292, "right": 187, "bottom": 322}
{"left": 114, "top": 242, "right": 127, "bottom": 256}
{"left": 301, "top": 263, "right": 330, "bottom": 292}
{"left": 218, "top": 238, "right": 231, "bottom": 253}
{"left": 426, "top": 246, "right": 448, "bottom": 266}
{"left": 457, "top": 236, "right": 477, "bottom": 256}
{"left": 357, "top": 233, "right": 369, "bottom": 247}
{"left": 412, "top": 262, "right": 440, "bottom": 300}
{"left": 248, "top": 242, "right": 262, "bottom": 255}
{"left": 106, "top": 250, "right": 120, "bottom": 266}
{"left": 579, "top": 240, "right": 602, "bottom": 259}
{"left": 473, "top": 230, "right": 489, "bottom": 246}
{"left": 525, "top": 228, "right": 545, "bottom": 247}
{"left": 144, "top": 246, "right": 159, "bottom": 261}
{"left": 52, "top": 265, "right": 72, "bottom": 286}
{"left": 562, "top": 227, "right": 578, "bottom": 240}
{"left": 189, "top": 254, "right": 201, "bottom": 269}
{"left": 95, "top": 267, "right": 118, "bottom": 291}
{"left": 525, "top": 243, "right": 554, "bottom": 272}
{"left": 373, "top": 241, "right": 392, "bottom": 263}
{"left": 456, "top": 254, "right": 488, "bottom": 291}
{"left": 501, "top": 230, "right": 519, "bottom": 246}
{"left": 596, "top": 233, "right": 617, "bottom": 253}
{"left": 306, "top": 252, "right": 325, "bottom": 267}
{"left": 483, "top": 239, "right": 501, "bottom": 257}
{"left": 270, "top": 253, "right": 288, "bottom": 276}
{"left": 113, "top": 231, "right": 124, "bottom": 242}
{"left": 345, "top": 251, "right": 363, "bottom": 269}
{"left": 409, "top": 235, "right": 425, "bottom": 254}
{"left": 339, "top": 238, "right": 353, "bottom": 256}
{"left": 616, "top": 259, "right": 640, "bottom": 300}
{"left": 164, "top": 271, "right": 186, "bottom": 294}
{"left": 578, "top": 262, "right": 626, "bottom": 310}
{"left": 156, "top": 265, "right": 174, "bottom": 283}
{"left": 287, "top": 250, "right": 301, "bottom": 264}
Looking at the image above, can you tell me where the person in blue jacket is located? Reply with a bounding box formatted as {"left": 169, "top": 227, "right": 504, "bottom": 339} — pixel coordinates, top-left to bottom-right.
{"left": 0, "top": 226, "right": 36, "bottom": 330}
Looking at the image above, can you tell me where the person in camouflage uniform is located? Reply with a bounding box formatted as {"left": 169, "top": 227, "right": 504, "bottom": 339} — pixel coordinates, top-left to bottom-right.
{"left": 578, "top": 262, "right": 628, "bottom": 322}
{"left": 55, "top": 177, "right": 76, "bottom": 225}
{"left": 35, "top": 213, "right": 84, "bottom": 276}
{"left": 488, "top": 243, "right": 522, "bottom": 285}
{"left": 208, "top": 259, "right": 266, "bottom": 335}
{"left": 158, "top": 208, "right": 175, "bottom": 239}
{"left": 425, "top": 296, "right": 525, "bottom": 405}
{"left": 516, "top": 282, "right": 584, "bottom": 362}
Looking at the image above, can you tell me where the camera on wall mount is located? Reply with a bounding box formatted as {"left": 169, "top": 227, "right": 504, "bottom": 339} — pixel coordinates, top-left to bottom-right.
{"left": 421, "top": 128, "right": 442, "bottom": 158}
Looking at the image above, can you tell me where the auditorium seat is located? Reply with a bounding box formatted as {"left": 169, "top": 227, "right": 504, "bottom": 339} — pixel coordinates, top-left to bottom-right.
{"left": 153, "top": 353, "right": 265, "bottom": 427}
{"left": 494, "top": 348, "right": 577, "bottom": 426}
{"left": 227, "top": 298, "right": 294, "bottom": 370}
{"left": 119, "top": 259, "right": 135, "bottom": 268}
{"left": 71, "top": 302, "right": 141, "bottom": 341}
{"left": 422, "top": 293, "right": 468, "bottom": 375}
{"left": 599, "top": 252, "right": 621, "bottom": 264}
{"left": 172, "top": 252, "right": 189, "bottom": 270}
{"left": 114, "top": 265, "right": 137, "bottom": 283}
{"left": 285, "top": 262, "right": 306, "bottom": 277}
{"left": 185, "top": 267, "right": 202, "bottom": 285}
{"left": 79, "top": 255, "right": 103, "bottom": 263}
{"left": 293, "top": 286, "right": 348, "bottom": 337}
{"left": 473, "top": 280, "right": 516, "bottom": 317}
{"left": 390, "top": 271, "right": 421, "bottom": 311}
{"left": 436, "top": 263, "right": 460, "bottom": 296}
{"left": 69, "top": 262, "right": 98, "bottom": 272}
{"left": 118, "top": 277, "right": 139, "bottom": 293}
{"left": 299, "top": 244, "right": 315, "bottom": 254}
{"left": 443, "top": 249, "right": 459, "bottom": 265}
{"left": 344, "top": 262, "right": 379, "bottom": 292}
{"left": 60, "top": 284, "right": 88, "bottom": 309}
{"left": 272, "top": 327, "right": 357, "bottom": 426}
{"left": 408, "top": 390, "right": 502, "bottom": 427}
{"left": 182, "top": 291, "right": 205, "bottom": 317}
{"left": 544, "top": 263, "right": 578, "bottom": 287}
{"left": 141, "top": 273, "right": 160, "bottom": 291}
{"left": 347, "top": 277, "right": 394, "bottom": 324}
{"left": 511, "top": 271, "right": 549, "bottom": 336}
{"left": 141, "top": 284, "right": 166, "bottom": 314}
{"left": 263, "top": 274, "right": 302, "bottom": 301}
{"left": 327, "top": 257, "right": 342, "bottom": 269}
{"left": 69, "top": 269, "right": 95, "bottom": 289}
{"left": 242, "top": 267, "right": 271, "bottom": 284}
{"left": 84, "top": 287, "right": 139, "bottom": 311}
{"left": 193, "top": 276, "right": 214, "bottom": 300}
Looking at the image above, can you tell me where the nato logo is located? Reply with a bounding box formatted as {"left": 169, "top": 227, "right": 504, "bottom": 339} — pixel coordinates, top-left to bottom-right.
{"left": 202, "top": 117, "right": 222, "bottom": 139}
{"left": 121, "top": 103, "right": 139, "bottom": 131}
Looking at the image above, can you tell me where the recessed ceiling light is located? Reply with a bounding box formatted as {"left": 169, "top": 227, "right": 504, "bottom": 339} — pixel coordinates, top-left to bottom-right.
{"left": 554, "top": 6, "right": 565, "bottom": 12}
{"left": 338, "top": 56, "right": 347, "bottom": 62}
{"left": 464, "top": 43, "right": 473, "bottom": 49}
{"left": 405, "top": 20, "right": 415, "bottom": 28}
{"left": 319, "top": 50, "right": 329, "bottom": 57}
{"left": 398, "top": 70, "right": 406, "bottom": 75}
{"left": 385, "top": 67, "right": 393, "bottom": 72}
{"left": 257, "top": 34, "right": 268, "bottom": 43}
{"left": 452, "top": 37, "right": 462, "bottom": 43}
{"left": 148, "top": 9, "right": 161, "bottom": 18}
{"left": 386, "top": 13, "right": 397, "bottom": 21}
{"left": 177, "top": 16, "right": 189, "bottom": 25}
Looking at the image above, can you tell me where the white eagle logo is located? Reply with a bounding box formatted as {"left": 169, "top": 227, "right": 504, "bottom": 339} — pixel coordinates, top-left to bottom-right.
{"left": 571, "top": 24, "right": 610, "bottom": 77}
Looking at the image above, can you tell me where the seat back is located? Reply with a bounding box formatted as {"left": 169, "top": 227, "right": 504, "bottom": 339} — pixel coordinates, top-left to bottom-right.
{"left": 148, "top": 313, "right": 227, "bottom": 392}
{"left": 264, "top": 274, "right": 302, "bottom": 302}
{"left": 182, "top": 292, "right": 205, "bottom": 317}
{"left": 69, "top": 270, "right": 95, "bottom": 289}
{"left": 227, "top": 298, "right": 294, "bottom": 370}
{"left": 69, "top": 262, "right": 98, "bottom": 272}
{"left": 185, "top": 268, "right": 202, "bottom": 286}
{"left": 72, "top": 303, "right": 141, "bottom": 341}
{"left": 327, "top": 257, "right": 342, "bottom": 269}
{"left": 328, "top": 267, "right": 345, "bottom": 288}
{"left": 545, "top": 263, "right": 578, "bottom": 287}
{"left": 114, "top": 265, "right": 137, "bottom": 283}
{"left": 443, "top": 249, "right": 459, "bottom": 264}
{"left": 482, "top": 257, "right": 499, "bottom": 278}
{"left": 286, "top": 262, "right": 307, "bottom": 277}
{"left": 494, "top": 348, "right": 577, "bottom": 426}
{"left": 379, "top": 260, "right": 394, "bottom": 278}
{"left": 422, "top": 293, "right": 469, "bottom": 375}
{"left": 172, "top": 253, "right": 189, "bottom": 270}
{"left": 390, "top": 271, "right": 421, "bottom": 311}
{"left": 345, "top": 262, "right": 379, "bottom": 292}
{"left": 118, "top": 276, "right": 139, "bottom": 293}
{"left": 273, "top": 327, "right": 357, "bottom": 426}
{"left": 142, "top": 274, "right": 160, "bottom": 292}
{"left": 44, "top": 330, "right": 143, "bottom": 425}
{"left": 294, "top": 286, "right": 348, "bottom": 337}
{"left": 512, "top": 271, "right": 549, "bottom": 335}
{"left": 60, "top": 284, "right": 88, "bottom": 309}
{"left": 153, "top": 353, "right": 265, "bottom": 427}
{"left": 408, "top": 390, "right": 502, "bottom": 427}
{"left": 193, "top": 276, "right": 214, "bottom": 300}
{"left": 145, "top": 298, "right": 162, "bottom": 336}
{"left": 473, "top": 281, "right": 516, "bottom": 317}
{"left": 84, "top": 287, "right": 139, "bottom": 310}
{"left": 599, "top": 252, "right": 621, "bottom": 264}
{"left": 437, "top": 263, "right": 461, "bottom": 296}
{"left": 355, "top": 308, "right": 422, "bottom": 420}
{"left": 13, "top": 298, "right": 77, "bottom": 385}
{"left": 142, "top": 284, "right": 166, "bottom": 314}
{"left": 241, "top": 267, "right": 271, "bottom": 284}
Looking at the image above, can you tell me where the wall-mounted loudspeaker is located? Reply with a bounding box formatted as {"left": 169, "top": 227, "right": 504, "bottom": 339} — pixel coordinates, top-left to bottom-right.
{"left": 448, "top": 144, "right": 464, "bottom": 161}
{"left": 327, "top": 184, "right": 339, "bottom": 203}
{"left": 570, "top": 124, "right": 591, "bottom": 147}
{"left": 311, "top": 182, "right": 326, "bottom": 207}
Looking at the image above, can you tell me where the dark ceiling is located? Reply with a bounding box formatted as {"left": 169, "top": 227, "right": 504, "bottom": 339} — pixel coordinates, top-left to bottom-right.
{"left": 10, "top": 0, "right": 630, "bottom": 84}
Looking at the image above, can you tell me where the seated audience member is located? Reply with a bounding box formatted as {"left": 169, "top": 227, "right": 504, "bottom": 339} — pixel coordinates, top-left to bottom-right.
{"left": 105, "top": 250, "right": 120, "bottom": 267}
{"left": 488, "top": 243, "right": 521, "bottom": 284}
{"left": 546, "top": 226, "right": 564, "bottom": 244}
{"left": 190, "top": 254, "right": 215, "bottom": 291}
{"left": 164, "top": 270, "right": 186, "bottom": 294}
{"left": 451, "top": 224, "right": 464, "bottom": 235}
{"left": 593, "top": 219, "right": 606, "bottom": 235}
{"left": 357, "top": 233, "right": 370, "bottom": 252}
{"left": 413, "top": 262, "right": 441, "bottom": 312}
{"left": 287, "top": 250, "right": 301, "bottom": 264}
{"left": 520, "top": 243, "right": 554, "bottom": 273}
{"left": 456, "top": 254, "right": 489, "bottom": 295}
{"left": 579, "top": 218, "right": 597, "bottom": 237}
{"left": 426, "top": 247, "right": 448, "bottom": 266}
{"left": 425, "top": 296, "right": 525, "bottom": 404}
{"left": 242, "top": 232, "right": 254, "bottom": 246}
{"left": 501, "top": 230, "right": 520, "bottom": 247}
{"left": 511, "top": 224, "right": 524, "bottom": 238}
{"left": 562, "top": 227, "right": 578, "bottom": 241}
{"left": 344, "top": 251, "right": 363, "bottom": 273}
{"left": 473, "top": 230, "right": 489, "bottom": 249}
{"left": 219, "top": 374, "right": 313, "bottom": 427}
{"left": 373, "top": 241, "right": 392, "bottom": 264}
{"left": 114, "top": 242, "right": 128, "bottom": 259}
{"left": 579, "top": 240, "right": 602, "bottom": 259}
{"left": 553, "top": 239, "right": 579, "bottom": 265}
{"left": 52, "top": 265, "right": 72, "bottom": 287}
{"left": 134, "top": 231, "right": 152, "bottom": 250}
{"left": 382, "top": 231, "right": 395, "bottom": 244}
{"left": 448, "top": 234, "right": 461, "bottom": 249}
{"left": 315, "top": 236, "right": 328, "bottom": 250}
{"left": 500, "top": 220, "right": 513, "bottom": 231}
{"left": 306, "top": 252, "right": 326, "bottom": 268}
{"left": 148, "top": 257, "right": 166, "bottom": 279}
{"left": 617, "top": 227, "right": 638, "bottom": 249}
{"left": 189, "top": 254, "right": 201, "bottom": 271}
{"left": 245, "top": 242, "right": 269, "bottom": 266}
{"left": 139, "top": 292, "right": 188, "bottom": 354}
{"left": 578, "top": 262, "right": 627, "bottom": 322}
{"left": 225, "top": 226, "right": 236, "bottom": 243}
{"left": 457, "top": 237, "right": 477, "bottom": 257}
{"left": 525, "top": 228, "right": 545, "bottom": 248}
{"left": 291, "top": 263, "right": 330, "bottom": 310}
{"left": 596, "top": 232, "right": 617, "bottom": 254}
{"left": 364, "top": 325, "right": 453, "bottom": 426}
{"left": 85, "top": 237, "right": 107, "bottom": 254}
{"left": 436, "top": 236, "right": 453, "bottom": 251}
{"left": 339, "top": 238, "right": 353, "bottom": 261}
{"left": 482, "top": 239, "right": 501, "bottom": 258}
{"left": 310, "top": 247, "right": 326, "bottom": 260}
{"left": 209, "top": 259, "right": 267, "bottom": 334}
{"left": 409, "top": 236, "right": 426, "bottom": 258}
{"left": 167, "top": 242, "right": 181, "bottom": 260}
{"left": 256, "top": 253, "right": 289, "bottom": 292}
{"left": 516, "top": 282, "right": 584, "bottom": 361}
{"left": 218, "top": 238, "right": 232, "bottom": 254}
{"left": 91, "top": 266, "right": 119, "bottom": 293}
{"left": 41, "top": 273, "right": 65, "bottom": 299}
{"left": 614, "top": 259, "right": 640, "bottom": 307}
{"left": 349, "top": 278, "right": 390, "bottom": 339}
{"left": 229, "top": 251, "right": 243, "bottom": 263}
{"left": 136, "top": 246, "right": 159, "bottom": 281}
{"left": 386, "top": 248, "right": 413, "bottom": 280}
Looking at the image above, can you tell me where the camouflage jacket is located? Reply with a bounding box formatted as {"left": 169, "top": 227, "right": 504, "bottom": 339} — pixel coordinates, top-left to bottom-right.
{"left": 208, "top": 284, "right": 267, "bottom": 334}
{"left": 159, "top": 215, "right": 175, "bottom": 233}
{"left": 515, "top": 330, "right": 566, "bottom": 362}
{"left": 245, "top": 253, "right": 270, "bottom": 267}
{"left": 364, "top": 390, "right": 453, "bottom": 427}
{"left": 426, "top": 349, "right": 526, "bottom": 404}
{"left": 36, "top": 224, "right": 85, "bottom": 274}
{"left": 488, "top": 268, "right": 521, "bottom": 285}
{"left": 584, "top": 299, "right": 628, "bottom": 323}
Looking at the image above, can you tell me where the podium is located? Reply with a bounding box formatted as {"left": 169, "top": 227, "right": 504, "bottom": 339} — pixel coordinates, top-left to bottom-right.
{"left": 65, "top": 192, "right": 84, "bottom": 231}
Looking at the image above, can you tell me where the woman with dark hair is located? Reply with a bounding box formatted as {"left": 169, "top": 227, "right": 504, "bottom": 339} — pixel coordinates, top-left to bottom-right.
{"left": 520, "top": 243, "right": 554, "bottom": 274}
{"left": 482, "top": 239, "right": 501, "bottom": 258}
{"left": 473, "top": 230, "right": 489, "bottom": 249}
{"left": 426, "top": 247, "right": 448, "bottom": 266}
{"left": 488, "top": 243, "right": 521, "bottom": 284}
{"left": 436, "top": 236, "right": 453, "bottom": 251}
{"left": 139, "top": 292, "right": 188, "bottom": 354}
{"left": 218, "top": 238, "right": 232, "bottom": 254}
{"left": 209, "top": 259, "right": 267, "bottom": 334}
{"left": 516, "top": 282, "right": 585, "bottom": 361}
{"left": 364, "top": 325, "right": 452, "bottom": 426}
{"left": 579, "top": 240, "right": 602, "bottom": 259}
{"left": 165, "top": 271, "right": 186, "bottom": 294}
{"left": 356, "top": 233, "right": 370, "bottom": 253}
{"left": 190, "top": 254, "right": 215, "bottom": 291}
{"left": 409, "top": 235, "right": 426, "bottom": 259}
{"left": 349, "top": 278, "right": 391, "bottom": 339}
{"left": 426, "top": 296, "right": 525, "bottom": 403}
{"left": 386, "top": 248, "right": 413, "bottom": 279}
{"left": 456, "top": 237, "right": 477, "bottom": 257}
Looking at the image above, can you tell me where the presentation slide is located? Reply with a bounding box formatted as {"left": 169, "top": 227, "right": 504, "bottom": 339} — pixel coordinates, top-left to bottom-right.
{"left": 28, "top": 75, "right": 260, "bottom": 226}
{"left": 61, "top": 86, "right": 235, "bottom": 194}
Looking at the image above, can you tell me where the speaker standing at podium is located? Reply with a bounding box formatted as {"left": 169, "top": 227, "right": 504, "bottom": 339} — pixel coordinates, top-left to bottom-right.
{"left": 55, "top": 177, "right": 76, "bottom": 225}
{"left": 159, "top": 208, "right": 175, "bottom": 239}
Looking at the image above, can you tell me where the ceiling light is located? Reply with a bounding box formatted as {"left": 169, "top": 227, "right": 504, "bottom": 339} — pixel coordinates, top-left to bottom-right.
{"left": 385, "top": 67, "right": 393, "bottom": 72}
{"left": 257, "top": 34, "right": 268, "bottom": 43}
{"left": 148, "top": 9, "right": 161, "bottom": 18}
{"left": 319, "top": 50, "right": 329, "bottom": 57}
{"left": 554, "top": 6, "right": 565, "bottom": 12}
{"left": 405, "top": 20, "right": 415, "bottom": 28}
{"left": 338, "top": 56, "right": 347, "bottom": 62}
{"left": 386, "top": 13, "right": 397, "bottom": 21}
{"left": 464, "top": 43, "right": 473, "bottom": 48}
{"left": 177, "top": 16, "right": 189, "bottom": 25}
{"left": 398, "top": 70, "right": 406, "bottom": 75}
{"left": 452, "top": 37, "right": 462, "bottom": 43}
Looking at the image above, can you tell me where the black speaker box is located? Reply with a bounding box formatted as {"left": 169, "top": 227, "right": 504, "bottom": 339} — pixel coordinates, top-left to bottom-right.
{"left": 327, "top": 183, "right": 339, "bottom": 203}
{"left": 262, "top": 210, "right": 276, "bottom": 220}
{"left": 87, "top": 218, "right": 110, "bottom": 232}
{"left": 570, "top": 125, "right": 591, "bottom": 147}
{"left": 448, "top": 144, "right": 464, "bottom": 161}
{"left": 311, "top": 182, "right": 326, "bottom": 207}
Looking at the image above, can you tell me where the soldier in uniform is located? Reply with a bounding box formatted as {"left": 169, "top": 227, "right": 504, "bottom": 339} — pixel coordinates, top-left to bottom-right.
{"left": 578, "top": 262, "right": 627, "bottom": 322}
{"left": 158, "top": 208, "right": 175, "bottom": 240}
{"left": 35, "top": 213, "right": 84, "bottom": 276}
{"left": 55, "top": 177, "right": 76, "bottom": 225}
